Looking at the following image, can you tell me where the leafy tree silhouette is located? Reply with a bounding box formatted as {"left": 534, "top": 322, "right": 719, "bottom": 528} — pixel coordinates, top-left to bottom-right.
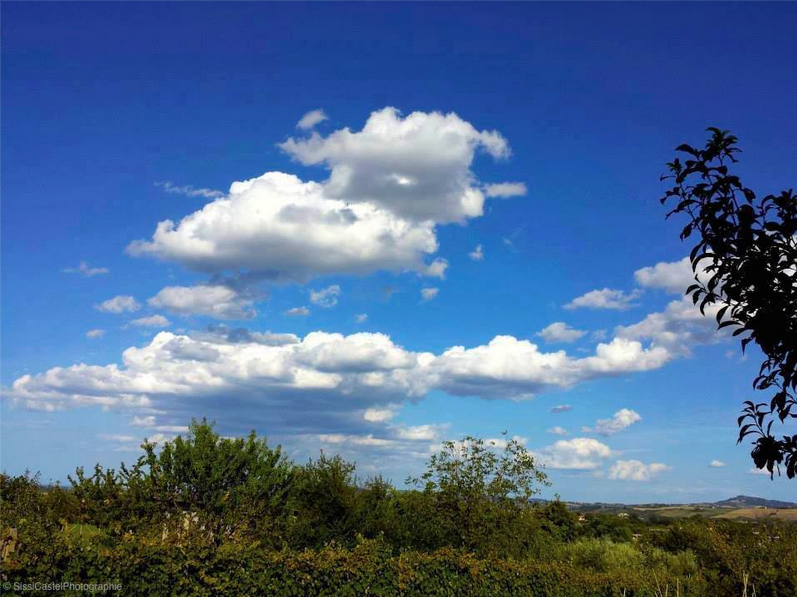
{"left": 661, "top": 129, "right": 797, "bottom": 478}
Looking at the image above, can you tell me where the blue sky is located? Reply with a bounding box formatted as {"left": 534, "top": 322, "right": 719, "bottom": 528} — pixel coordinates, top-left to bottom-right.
{"left": 2, "top": 2, "right": 796, "bottom": 502}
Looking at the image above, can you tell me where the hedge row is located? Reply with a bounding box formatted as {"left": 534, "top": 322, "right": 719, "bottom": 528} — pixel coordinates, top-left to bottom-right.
{"left": 4, "top": 537, "right": 709, "bottom": 597}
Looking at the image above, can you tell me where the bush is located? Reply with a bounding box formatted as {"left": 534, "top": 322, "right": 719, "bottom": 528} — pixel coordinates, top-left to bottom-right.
{"left": 2, "top": 535, "right": 710, "bottom": 597}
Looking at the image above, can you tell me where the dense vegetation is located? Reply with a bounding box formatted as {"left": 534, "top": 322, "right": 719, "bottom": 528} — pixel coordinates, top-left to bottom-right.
{"left": 2, "top": 421, "right": 795, "bottom": 596}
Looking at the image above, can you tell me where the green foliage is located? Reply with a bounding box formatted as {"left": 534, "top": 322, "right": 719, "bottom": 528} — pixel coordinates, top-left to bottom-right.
{"left": 289, "top": 452, "right": 358, "bottom": 548}
{"left": 2, "top": 421, "right": 795, "bottom": 596}
{"left": 577, "top": 512, "right": 639, "bottom": 543}
{"left": 68, "top": 418, "right": 295, "bottom": 542}
{"left": 407, "top": 434, "right": 549, "bottom": 553}
{"left": 539, "top": 498, "right": 578, "bottom": 542}
{"left": 2, "top": 535, "right": 711, "bottom": 597}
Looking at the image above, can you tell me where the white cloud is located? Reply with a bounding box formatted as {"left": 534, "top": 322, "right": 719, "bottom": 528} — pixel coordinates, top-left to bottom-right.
{"left": 428, "top": 335, "right": 669, "bottom": 401}
{"left": 95, "top": 296, "right": 141, "bottom": 314}
{"left": 128, "top": 315, "right": 171, "bottom": 328}
{"left": 280, "top": 107, "right": 512, "bottom": 223}
{"left": 86, "top": 329, "right": 105, "bottom": 339}
{"left": 130, "top": 172, "right": 442, "bottom": 281}
{"left": 709, "top": 460, "right": 726, "bottom": 468}
{"left": 469, "top": 244, "right": 484, "bottom": 261}
{"left": 363, "top": 408, "right": 395, "bottom": 423}
{"left": 355, "top": 313, "right": 368, "bottom": 324}
{"left": 6, "top": 329, "right": 672, "bottom": 418}
{"left": 564, "top": 288, "right": 641, "bottom": 311}
{"left": 634, "top": 257, "right": 711, "bottom": 295}
{"left": 155, "top": 181, "right": 224, "bottom": 199}
{"left": 538, "top": 437, "right": 612, "bottom": 470}
{"left": 130, "top": 109, "right": 517, "bottom": 282}
{"left": 142, "top": 432, "right": 175, "bottom": 445}
{"left": 615, "top": 296, "right": 724, "bottom": 357}
{"left": 537, "top": 322, "right": 587, "bottom": 343}
{"left": 485, "top": 182, "right": 527, "bottom": 198}
{"left": 310, "top": 285, "right": 341, "bottom": 308}
{"left": 153, "top": 425, "right": 189, "bottom": 433}
{"left": 131, "top": 415, "right": 155, "bottom": 427}
{"left": 583, "top": 408, "right": 641, "bottom": 436}
{"left": 99, "top": 433, "right": 136, "bottom": 442}
{"left": 484, "top": 435, "right": 528, "bottom": 449}
{"left": 148, "top": 285, "right": 255, "bottom": 320}
{"left": 285, "top": 306, "right": 310, "bottom": 317}
{"left": 391, "top": 424, "right": 446, "bottom": 441}
{"left": 63, "top": 262, "right": 109, "bottom": 277}
{"left": 608, "top": 460, "right": 670, "bottom": 481}
{"left": 425, "top": 258, "right": 449, "bottom": 279}
{"left": 18, "top": 251, "right": 732, "bottom": 444}
{"left": 296, "top": 109, "right": 328, "bottom": 131}
{"left": 420, "top": 288, "right": 439, "bottom": 302}
{"left": 549, "top": 404, "right": 573, "bottom": 413}
{"left": 547, "top": 426, "right": 568, "bottom": 436}
{"left": 311, "top": 422, "right": 450, "bottom": 462}
{"left": 317, "top": 433, "right": 395, "bottom": 447}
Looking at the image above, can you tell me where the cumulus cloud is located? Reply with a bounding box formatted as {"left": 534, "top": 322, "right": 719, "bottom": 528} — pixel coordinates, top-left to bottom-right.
{"left": 485, "top": 182, "right": 527, "bottom": 198}
{"left": 129, "top": 109, "right": 519, "bottom": 283}
{"left": 564, "top": 288, "right": 641, "bottom": 311}
{"left": 95, "top": 296, "right": 141, "bottom": 314}
{"left": 608, "top": 460, "right": 670, "bottom": 481}
{"left": 634, "top": 257, "right": 710, "bottom": 295}
{"left": 296, "top": 109, "right": 328, "bottom": 131}
{"left": 469, "top": 244, "right": 484, "bottom": 261}
{"left": 6, "top": 328, "right": 673, "bottom": 420}
{"left": 615, "top": 296, "right": 724, "bottom": 357}
{"left": 86, "top": 329, "right": 105, "bottom": 339}
{"left": 310, "top": 285, "right": 341, "bottom": 308}
{"left": 129, "top": 172, "right": 442, "bottom": 281}
{"left": 549, "top": 404, "right": 573, "bottom": 413}
{"left": 355, "top": 314, "right": 368, "bottom": 324}
{"left": 155, "top": 181, "right": 224, "bottom": 200}
{"left": 709, "top": 460, "right": 726, "bottom": 468}
{"left": 583, "top": 408, "right": 642, "bottom": 436}
{"left": 536, "top": 322, "right": 587, "bottom": 344}
{"left": 128, "top": 315, "right": 171, "bottom": 328}
{"left": 285, "top": 306, "right": 310, "bottom": 317}
{"left": 547, "top": 426, "right": 569, "bottom": 436}
{"left": 420, "top": 288, "right": 439, "bottom": 302}
{"left": 537, "top": 437, "right": 612, "bottom": 470}
{"left": 280, "top": 107, "right": 511, "bottom": 223}
{"left": 427, "top": 335, "right": 669, "bottom": 401}
{"left": 148, "top": 285, "right": 255, "bottom": 320}
{"left": 63, "top": 262, "right": 109, "bottom": 277}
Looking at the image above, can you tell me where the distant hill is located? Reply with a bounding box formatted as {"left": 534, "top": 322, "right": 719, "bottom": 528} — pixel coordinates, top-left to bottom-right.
{"left": 711, "top": 495, "right": 797, "bottom": 509}
{"left": 543, "top": 495, "right": 797, "bottom": 512}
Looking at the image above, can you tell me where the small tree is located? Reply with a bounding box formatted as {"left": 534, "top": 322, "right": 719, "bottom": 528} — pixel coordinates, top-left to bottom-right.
{"left": 289, "top": 452, "right": 358, "bottom": 547}
{"left": 72, "top": 418, "right": 296, "bottom": 541}
{"left": 661, "top": 129, "right": 797, "bottom": 477}
{"left": 408, "top": 434, "right": 549, "bottom": 551}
